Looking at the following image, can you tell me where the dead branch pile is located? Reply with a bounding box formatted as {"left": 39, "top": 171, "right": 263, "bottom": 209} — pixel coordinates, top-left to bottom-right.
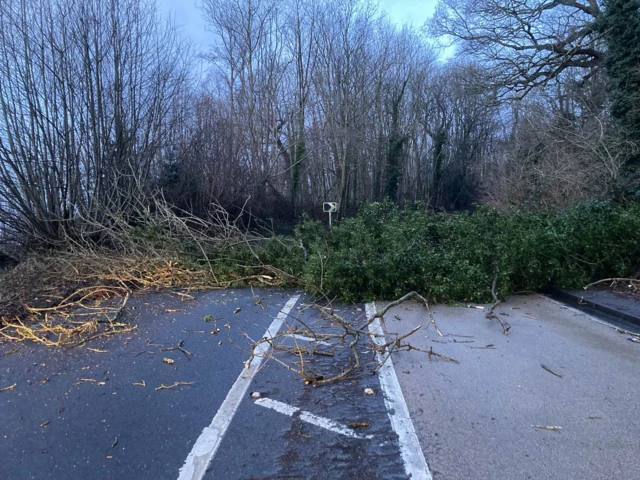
{"left": 0, "top": 198, "right": 285, "bottom": 347}
{"left": 252, "top": 292, "right": 458, "bottom": 387}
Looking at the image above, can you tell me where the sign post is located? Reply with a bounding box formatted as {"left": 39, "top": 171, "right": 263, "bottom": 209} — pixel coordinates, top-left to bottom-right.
{"left": 322, "top": 202, "right": 338, "bottom": 228}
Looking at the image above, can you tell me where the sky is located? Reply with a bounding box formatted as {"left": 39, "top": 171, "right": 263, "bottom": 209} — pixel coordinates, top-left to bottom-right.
{"left": 159, "top": 0, "right": 437, "bottom": 52}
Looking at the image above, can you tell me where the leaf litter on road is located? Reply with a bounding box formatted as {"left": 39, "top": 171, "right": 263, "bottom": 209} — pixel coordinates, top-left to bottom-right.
{"left": 155, "top": 381, "right": 194, "bottom": 391}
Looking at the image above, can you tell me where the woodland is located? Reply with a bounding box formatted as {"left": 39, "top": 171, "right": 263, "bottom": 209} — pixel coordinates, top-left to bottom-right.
{"left": 0, "top": 0, "right": 639, "bottom": 342}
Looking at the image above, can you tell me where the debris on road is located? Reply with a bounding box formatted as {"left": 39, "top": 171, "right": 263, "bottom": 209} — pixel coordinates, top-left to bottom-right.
{"left": 161, "top": 340, "right": 191, "bottom": 358}
{"left": 132, "top": 381, "right": 146, "bottom": 387}
{"left": 40, "top": 420, "right": 50, "bottom": 427}
{"left": 364, "top": 388, "right": 374, "bottom": 395}
{"left": 234, "top": 307, "right": 242, "bottom": 314}
{"left": 532, "top": 425, "right": 562, "bottom": 431}
{"left": 541, "top": 364, "right": 563, "bottom": 377}
{"left": 486, "top": 278, "right": 511, "bottom": 335}
{"left": 174, "top": 292, "right": 195, "bottom": 301}
{"left": 0, "top": 383, "right": 16, "bottom": 392}
{"left": 348, "top": 422, "right": 371, "bottom": 429}
{"left": 162, "top": 358, "right": 175, "bottom": 365}
{"left": 73, "top": 378, "right": 97, "bottom": 385}
{"left": 258, "top": 291, "right": 461, "bottom": 386}
{"left": 251, "top": 391, "right": 262, "bottom": 398}
{"left": 427, "top": 347, "right": 460, "bottom": 363}
{"left": 155, "top": 381, "right": 194, "bottom": 391}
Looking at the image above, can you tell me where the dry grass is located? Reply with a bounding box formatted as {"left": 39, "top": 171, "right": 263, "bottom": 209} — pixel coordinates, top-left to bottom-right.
{"left": 0, "top": 197, "right": 291, "bottom": 347}
{"left": 0, "top": 252, "right": 284, "bottom": 347}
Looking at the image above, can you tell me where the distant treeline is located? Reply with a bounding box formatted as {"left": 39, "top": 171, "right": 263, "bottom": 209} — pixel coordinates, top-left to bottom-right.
{"left": 0, "top": 0, "right": 637, "bottom": 248}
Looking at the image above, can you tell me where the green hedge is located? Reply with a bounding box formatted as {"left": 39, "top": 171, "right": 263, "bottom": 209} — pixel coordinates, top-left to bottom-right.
{"left": 259, "top": 200, "right": 640, "bottom": 302}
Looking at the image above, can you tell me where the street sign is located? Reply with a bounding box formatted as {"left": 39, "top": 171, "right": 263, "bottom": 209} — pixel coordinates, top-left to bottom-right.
{"left": 322, "top": 202, "right": 338, "bottom": 228}
{"left": 323, "top": 202, "right": 338, "bottom": 213}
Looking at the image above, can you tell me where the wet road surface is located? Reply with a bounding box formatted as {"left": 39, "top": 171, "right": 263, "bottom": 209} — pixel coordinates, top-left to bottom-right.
{"left": 1, "top": 289, "right": 409, "bottom": 480}
{"left": 377, "top": 294, "right": 640, "bottom": 480}
{"left": 2, "top": 289, "right": 638, "bottom": 479}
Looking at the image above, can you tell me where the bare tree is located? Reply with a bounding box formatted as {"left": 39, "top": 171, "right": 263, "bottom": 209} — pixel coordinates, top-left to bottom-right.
{"left": 481, "top": 71, "right": 628, "bottom": 208}
{"left": 429, "top": 0, "right": 605, "bottom": 96}
{"left": 0, "top": 0, "right": 192, "bottom": 245}
{"left": 201, "top": 0, "right": 289, "bottom": 213}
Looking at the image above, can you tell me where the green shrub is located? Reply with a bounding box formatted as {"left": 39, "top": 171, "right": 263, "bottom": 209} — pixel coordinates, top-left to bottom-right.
{"left": 257, "top": 200, "right": 640, "bottom": 302}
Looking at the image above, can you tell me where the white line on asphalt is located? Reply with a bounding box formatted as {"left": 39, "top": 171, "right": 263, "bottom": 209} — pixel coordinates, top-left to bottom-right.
{"left": 286, "top": 334, "right": 332, "bottom": 346}
{"left": 255, "top": 397, "right": 373, "bottom": 440}
{"left": 178, "top": 295, "right": 300, "bottom": 480}
{"left": 366, "top": 302, "right": 432, "bottom": 480}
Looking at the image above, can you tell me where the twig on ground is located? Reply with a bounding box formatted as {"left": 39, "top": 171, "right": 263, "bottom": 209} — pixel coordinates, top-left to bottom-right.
{"left": 155, "top": 381, "right": 194, "bottom": 391}
{"left": 541, "top": 364, "right": 563, "bottom": 377}
{"left": 486, "top": 277, "right": 511, "bottom": 335}
{"left": 532, "top": 425, "right": 562, "bottom": 431}
{"left": 584, "top": 278, "right": 640, "bottom": 290}
{"left": 161, "top": 340, "right": 192, "bottom": 358}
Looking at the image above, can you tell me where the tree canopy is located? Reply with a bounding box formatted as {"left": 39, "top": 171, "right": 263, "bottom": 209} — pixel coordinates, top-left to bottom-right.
{"left": 429, "top": 0, "right": 606, "bottom": 96}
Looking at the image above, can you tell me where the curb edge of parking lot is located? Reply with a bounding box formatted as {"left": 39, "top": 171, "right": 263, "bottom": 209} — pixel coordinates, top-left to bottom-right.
{"left": 550, "top": 288, "right": 640, "bottom": 327}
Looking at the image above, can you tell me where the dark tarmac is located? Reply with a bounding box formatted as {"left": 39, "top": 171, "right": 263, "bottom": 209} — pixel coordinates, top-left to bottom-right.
{"left": 2, "top": 288, "right": 639, "bottom": 480}
{"left": 379, "top": 294, "right": 640, "bottom": 480}
{"left": 1, "top": 289, "right": 407, "bottom": 480}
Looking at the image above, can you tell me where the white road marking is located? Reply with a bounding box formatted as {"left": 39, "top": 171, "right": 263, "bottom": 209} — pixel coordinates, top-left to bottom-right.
{"left": 255, "top": 397, "right": 373, "bottom": 440}
{"left": 286, "top": 334, "right": 332, "bottom": 346}
{"left": 178, "top": 295, "right": 300, "bottom": 480}
{"left": 366, "top": 302, "right": 432, "bottom": 480}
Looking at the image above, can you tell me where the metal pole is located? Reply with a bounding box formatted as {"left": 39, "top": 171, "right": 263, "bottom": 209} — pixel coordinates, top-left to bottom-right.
{"left": 329, "top": 211, "right": 332, "bottom": 229}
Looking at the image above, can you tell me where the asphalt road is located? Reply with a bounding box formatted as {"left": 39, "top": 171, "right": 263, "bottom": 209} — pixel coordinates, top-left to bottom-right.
{"left": 1, "top": 289, "right": 638, "bottom": 479}
{"left": 0, "top": 289, "right": 407, "bottom": 480}
{"left": 378, "top": 294, "right": 640, "bottom": 480}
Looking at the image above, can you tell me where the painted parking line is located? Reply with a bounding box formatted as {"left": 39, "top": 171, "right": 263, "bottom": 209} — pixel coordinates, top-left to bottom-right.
{"left": 255, "top": 397, "right": 374, "bottom": 440}
{"left": 366, "top": 302, "right": 432, "bottom": 480}
{"left": 285, "top": 333, "right": 332, "bottom": 346}
{"left": 178, "top": 295, "right": 300, "bottom": 480}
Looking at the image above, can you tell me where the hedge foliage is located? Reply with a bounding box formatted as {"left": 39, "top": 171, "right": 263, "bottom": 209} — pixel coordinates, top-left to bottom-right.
{"left": 259, "top": 200, "right": 640, "bottom": 303}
